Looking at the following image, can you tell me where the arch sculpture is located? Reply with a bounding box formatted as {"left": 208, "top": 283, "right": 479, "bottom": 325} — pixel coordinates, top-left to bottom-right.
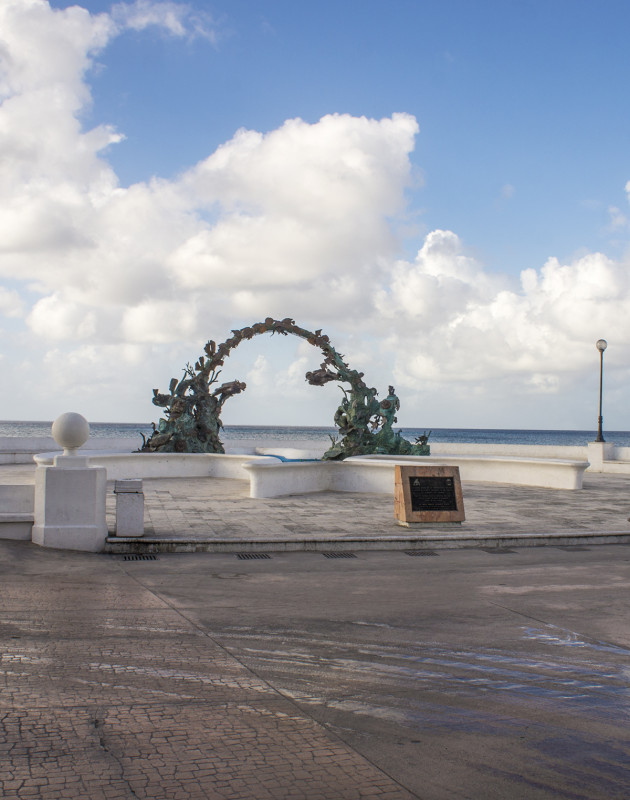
{"left": 141, "top": 317, "right": 430, "bottom": 460}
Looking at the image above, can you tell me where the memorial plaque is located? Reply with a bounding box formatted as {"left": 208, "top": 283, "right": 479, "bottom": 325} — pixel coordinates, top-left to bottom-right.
{"left": 409, "top": 475, "right": 457, "bottom": 512}
{"left": 394, "top": 465, "right": 465, "bottom": 526}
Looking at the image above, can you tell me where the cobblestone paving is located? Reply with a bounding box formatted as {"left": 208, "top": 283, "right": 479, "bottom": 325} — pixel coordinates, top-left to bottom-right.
{"left": 104, "top": 473, "right": 630, "bottom": 542}
{"left": 0, "top": 554, "right": 415, "bottom": 799}
{"left": 3, "top": 465, "right": 630, "bottom": 797}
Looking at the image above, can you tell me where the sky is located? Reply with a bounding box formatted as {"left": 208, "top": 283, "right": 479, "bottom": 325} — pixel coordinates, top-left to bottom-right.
{"left": 2, "top": 0, "right": 630, "bottom": 432}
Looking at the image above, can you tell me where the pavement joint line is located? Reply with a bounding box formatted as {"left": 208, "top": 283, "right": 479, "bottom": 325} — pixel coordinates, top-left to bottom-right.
{"left": 111, "top": 560, "right": 420, "bottom": 799}
{"left": 487, "top": 600, "right": 573, "bottom": 628}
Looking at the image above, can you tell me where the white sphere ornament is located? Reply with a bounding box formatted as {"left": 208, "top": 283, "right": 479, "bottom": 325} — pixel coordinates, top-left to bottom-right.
{"left": 51, "top": 412, "right": 90, "bottom": 455}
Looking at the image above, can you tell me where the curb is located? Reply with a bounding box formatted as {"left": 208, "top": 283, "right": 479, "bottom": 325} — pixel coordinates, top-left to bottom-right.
{"left": 104, "top": 530, "right": 630, "bottom": 554}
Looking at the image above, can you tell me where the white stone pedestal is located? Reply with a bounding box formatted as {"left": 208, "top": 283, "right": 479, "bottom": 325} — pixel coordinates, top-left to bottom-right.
{"left": 586, "top": 441, "right": 615, "bottom": 472}
{"left": 32, "top": 456, "right": 107, "bottom": 552}
{"left": 31, "top": 413, "right": 107, "bottom": 552}
{"left": 114, "top": 480, "right": 144, "bottom": 537}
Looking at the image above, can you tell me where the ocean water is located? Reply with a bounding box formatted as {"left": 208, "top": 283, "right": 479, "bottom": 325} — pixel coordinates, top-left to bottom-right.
{"left": 1, "top": 421, "right": 629, "bottom": 447}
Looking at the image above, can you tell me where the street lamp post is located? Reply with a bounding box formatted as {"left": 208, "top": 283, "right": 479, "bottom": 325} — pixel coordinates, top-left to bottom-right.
{"left": 595, "top": 339, "right": 607, "bottom": 442}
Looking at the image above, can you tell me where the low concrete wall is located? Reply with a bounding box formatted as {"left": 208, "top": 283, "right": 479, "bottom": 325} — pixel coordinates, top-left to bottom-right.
{"left": 6, "top": 435, "right": 630, "bottom": 473}
{"left": 244, "top": 459, "right": 337, "bottom": 498}
{"left": 32, "top": 447, "right": 590, "bottom": 496}
{"left": 253, "top": 446, "right": 327, "bottom": 460}
{"left": 34, "top": 451, "right": 270, "bottom": 481}
{"left": 0, "top": 484, "right": 34, "bottom": 540}
{"left": 347, "top": 455, "right": 588, "bottom": 491}
{"left": 432, "top": 442, "right": 630, "bottom": 475}
{"left": 430, "top": 442, "right": 586, "bottom": 459}
{"left": 0, "top": 437, "right": 140, "bottom": 464}
{"left": 431, "top": 442, "right": 630, "bottom": 475}
{"left": 243, "top": 452, "right": 589, "bottom": 497}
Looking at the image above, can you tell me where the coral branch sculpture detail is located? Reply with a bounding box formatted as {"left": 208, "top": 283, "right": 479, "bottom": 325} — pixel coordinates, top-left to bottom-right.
{"left": 141, "top": 318, "right": 430, "bottom": 460}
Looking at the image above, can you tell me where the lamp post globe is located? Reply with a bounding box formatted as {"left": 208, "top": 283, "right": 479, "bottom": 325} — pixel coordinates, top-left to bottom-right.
{"left": 595, "top": 339, "right": 607, "bottom": 442}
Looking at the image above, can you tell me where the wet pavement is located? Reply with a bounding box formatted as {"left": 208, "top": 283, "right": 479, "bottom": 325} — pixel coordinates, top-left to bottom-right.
{"left": 1, "top": 539, "right": 630, "bottom": 799}
{"left": 2, "top": 465, "right": 630, "bottom": 797}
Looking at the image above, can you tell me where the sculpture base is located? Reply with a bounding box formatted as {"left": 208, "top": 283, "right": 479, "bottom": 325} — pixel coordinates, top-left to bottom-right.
{"left": 396, "top": 520, "right": 462, "bottom": 528}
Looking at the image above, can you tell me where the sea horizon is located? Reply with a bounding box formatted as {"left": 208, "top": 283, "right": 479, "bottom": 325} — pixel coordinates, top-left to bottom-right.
{"left": 1, "top": 420, "right": 628, "bottom": 447}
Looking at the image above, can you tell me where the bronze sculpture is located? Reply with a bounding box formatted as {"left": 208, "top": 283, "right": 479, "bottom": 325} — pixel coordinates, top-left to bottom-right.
{"left": 141, "top": 318, "right": 430, "bottom": 460}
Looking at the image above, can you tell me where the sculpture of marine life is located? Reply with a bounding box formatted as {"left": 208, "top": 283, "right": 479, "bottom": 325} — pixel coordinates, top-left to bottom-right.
{"left": 141, "top": 318, "right": 430, "bottom": 460}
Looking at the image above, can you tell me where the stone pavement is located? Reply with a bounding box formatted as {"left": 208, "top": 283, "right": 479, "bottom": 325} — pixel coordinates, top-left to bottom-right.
{"left": 3, "top": 464, "right": 630, "bottom": 550}
{"left": 0, "top": 541, "right": 414, "bottom": 800}
{"left": 1, "top": 540, "right": 630, "bottom": 799}
{"left": 106, "top": 472, "right": 630, "bottom": 551}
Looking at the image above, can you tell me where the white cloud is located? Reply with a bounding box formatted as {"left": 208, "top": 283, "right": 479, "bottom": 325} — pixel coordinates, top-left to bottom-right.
{"left": 1, "top": 1, "right": 629, "bottom": 428}
{"left": 246, "top": 354, "right": 270, "bottom": 388}
{"left": 608, "top": 205, "right": 628, "bottom": 231}
{"left": 111, "top": 0, "right": 217, "bottom": 41}
{"left": 0, "top": 286, "right": 24, "bottom": 317}
{"left": 168, "top": 113, "right": 418, "bottom": 292}
{"left": 0, "top": 3, "right": 420, "bottom": 344}
{"left": 122, "top": 299, "right": 199, "bottom": 343}
{"left": 377, "top": 232, "right": 630, "bottom": 399}
{"left": 28, "top": 293, "right": 97, "bottom": 339}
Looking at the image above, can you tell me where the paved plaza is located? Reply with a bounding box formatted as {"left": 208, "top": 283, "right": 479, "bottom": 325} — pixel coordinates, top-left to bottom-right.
{"left": 1, "top": 468, "right": 630, "bottom": 798}
{"left": 106, "top": 471, "right": 630, "bottom": 551}
{"left": 141, "top": 472, "right": 630, "bottom": 538}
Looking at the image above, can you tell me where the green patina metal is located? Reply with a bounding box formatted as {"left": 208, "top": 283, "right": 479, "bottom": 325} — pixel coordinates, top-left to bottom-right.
{"left": 141, "top": 318, "right": 430, "bottom": 460}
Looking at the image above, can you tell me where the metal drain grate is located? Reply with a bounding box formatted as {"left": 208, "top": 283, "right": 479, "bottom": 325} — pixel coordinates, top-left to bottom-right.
{"left": 405, "top": 550, "right": 439, "bottom": 557}
{"left": 122, "top": 554, "right": 158, "bottom": 561}
{"left": 236, "top": 553, "right": 271, "bottom": 560}
{"left": 480, "top": 547, "right": 517, "bottom": 554}
{"left": 322, "top": 552, "right": 357, "bottom": 559}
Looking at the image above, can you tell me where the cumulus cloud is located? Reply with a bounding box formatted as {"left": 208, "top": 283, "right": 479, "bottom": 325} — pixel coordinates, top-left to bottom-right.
{"left": 375, "top": 230, "right": 630, "bottom": 402}
{"left": 5, "top": 107, "right": 417, "bottom": 343}
{"left": 0, "top": 0, "right": 420, "bottom": 348}
{"left": 1, "top": 1, "right": 629, "bottom": 426}
{"left": 169, "top": 113, "right": 418, "bottom": 292}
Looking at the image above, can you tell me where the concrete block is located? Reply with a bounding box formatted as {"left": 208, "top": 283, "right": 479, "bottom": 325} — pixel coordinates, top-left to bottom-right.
{"left": 587, "top": 441, "right": 615, "bottom": 472}
{"left": 114, "top": 480, "right": 144, "bottom": 537}
{"left": 32, "top": 464, "right": 107, "bottom": 552}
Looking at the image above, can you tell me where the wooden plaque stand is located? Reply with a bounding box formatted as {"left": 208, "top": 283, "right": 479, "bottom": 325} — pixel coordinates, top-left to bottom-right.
{"left": 394, "top": 465, "right": 465, "bottom": 526}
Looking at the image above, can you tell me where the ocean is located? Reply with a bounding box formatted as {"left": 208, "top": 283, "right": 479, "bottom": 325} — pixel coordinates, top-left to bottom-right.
{"left": 1, "top": 421, "right": 629, "bottom": 447}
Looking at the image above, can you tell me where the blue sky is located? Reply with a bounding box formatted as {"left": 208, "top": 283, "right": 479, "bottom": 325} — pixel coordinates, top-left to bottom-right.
{"left": 77, "top": 0, "right": 630, "bottom": 272}
{"left": 2, "top": 0, "right": 630, "bottom": 431}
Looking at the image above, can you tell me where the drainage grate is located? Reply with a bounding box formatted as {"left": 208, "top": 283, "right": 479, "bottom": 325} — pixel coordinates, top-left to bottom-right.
{"left": 405, "top": 550, "right": 439, "bottom": 557}
{"left": 122, "top": 554, "right": 158, "bottom": 561}
{"left": 236, "top": 553, "right": 271, "bottom": 560}
{"left": 480, "top": 547, "right": 517, "bottom": 554}
{"left": 322, "top": 552, "right": 357, "bottom": 559}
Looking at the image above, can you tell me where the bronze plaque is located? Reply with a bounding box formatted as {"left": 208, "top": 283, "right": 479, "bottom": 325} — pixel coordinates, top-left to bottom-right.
{"left": 395, "top": 465, "right": 465, "bottom": 525}
{"left": 409, "top": 475, "right": 457, "bottom": 512}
